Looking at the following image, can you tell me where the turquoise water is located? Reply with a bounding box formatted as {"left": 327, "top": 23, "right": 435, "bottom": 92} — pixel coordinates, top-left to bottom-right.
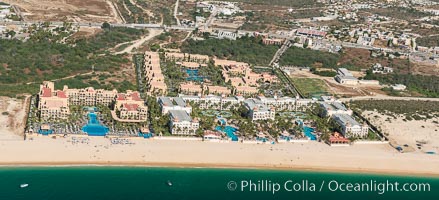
{"left": 38, "top": 128, "right": 53, "bottom": 135}
{"left": 303, "top": 126, "right": 316, "bottom": 140}
{"left": 186, "top": 69, "right": 204, "bottom": 81}
{"left": 216, "top": 126, "right": 238, "bottom": 141}
{"left": 219, "top": 118, "right": 226, "bottom": 125}
{"left": 81, "top": 113, "right": 109, "bottom": 136}
{"left": 0, "top": 167, "right": 437, "bottom": 200}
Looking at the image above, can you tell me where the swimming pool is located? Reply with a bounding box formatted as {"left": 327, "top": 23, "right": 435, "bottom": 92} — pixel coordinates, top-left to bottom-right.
{"left": 139, "top": 132, "right": 153, "bottom": 139}
{"left": 186, "top": 69, "right": 204, "bottom": 82}
{"left": 303, "top": 126, "right": 316, "bottom": 140}
{"left": 215, "top": 126, "right": 238, "bottom": 141}
{"left": 82, "top": 112, "right": 109, "bottom": 136}
{"left": 218, "top": 119, "right": 226, "bottom": 125}
{"left": 38, "top": 129, "right": 53, "bottom": 135}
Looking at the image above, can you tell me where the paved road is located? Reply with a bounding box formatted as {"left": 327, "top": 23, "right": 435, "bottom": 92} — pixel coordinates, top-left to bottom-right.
{"left": 205, "top": 6, "right": 219, "bottom": 30}
{"left": 269, "top": 40, "right": 291, "bottom": 66}
{"left": 0, "top": 21, "right": 194, "bottom": 31}
{"left": 339, "top": 95, "right": 439, "bottom": 102}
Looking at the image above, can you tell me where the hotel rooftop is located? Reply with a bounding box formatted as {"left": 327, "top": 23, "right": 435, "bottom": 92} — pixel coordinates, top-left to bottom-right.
{"left": 332, "top": 114, "right": 361, "bottom": 126}
{"left": 169, "top": 110, "right": 193, "bottom": 122}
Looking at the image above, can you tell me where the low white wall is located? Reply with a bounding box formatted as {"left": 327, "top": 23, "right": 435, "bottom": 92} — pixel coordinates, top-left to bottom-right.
{"left": 154, "top": 136, "right": 202, "bottom": 141}
{"left": 353, "top": 140, "right": 389, "bottom": 145}
{"left": 205, "top": 139, "right": 231, "bottom": 143}
{"left": 241, "top": 140, "right": 274, "bottom": 144}
{"left": 330, "top": 144, "right": 350, "bottom": 147}
{"left": 289, "top": 139, "right": 310, "bottom": 143}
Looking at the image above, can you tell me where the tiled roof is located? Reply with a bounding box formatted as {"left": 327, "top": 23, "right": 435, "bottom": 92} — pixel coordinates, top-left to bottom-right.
{"left": 123, "top": 103, "right": 139, "bottom": 111}
{"left": 41, "top": 88, "right": 52, "bottom": 97}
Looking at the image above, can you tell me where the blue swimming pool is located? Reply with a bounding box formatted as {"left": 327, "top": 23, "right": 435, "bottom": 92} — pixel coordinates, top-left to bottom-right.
{"left": 303, "top": 126, "right": 316, "bottom": 140}
{"left": 186, "top": 69, "right": 204, "bottom": 81}
{"left": 138, "top": 132, "right": 153, "bottom": 139}
{"left": 38, "top": 129, "right": 53, "bottom": 135}
{"left": 218, "top": 119, "right": 226, "bottom": 125}
{"left": 82, "top": 113, "right": 109, "bottom": 136}
{"left": 215, "top": 126, "right": 238, "bottom": 141}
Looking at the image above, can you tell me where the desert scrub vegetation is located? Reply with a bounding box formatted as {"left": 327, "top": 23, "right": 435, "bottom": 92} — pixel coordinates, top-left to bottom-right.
{"left": 0, "top": 25, "right": 145, "bottom": 96}
{"left": 181, "top": 36, "right": 279, "bottom": 66}
{"left": 220, "top": 0, "right": 323, "bottom": 7}
{"left": 347, "top": 100, "right": 439, "bottom": 121}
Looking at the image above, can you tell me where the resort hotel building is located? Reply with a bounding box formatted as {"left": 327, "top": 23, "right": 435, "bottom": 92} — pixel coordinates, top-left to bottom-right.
{"left": 332, "top": 114, "right": 369, "bottom": 137}
{"left": 164, "top": 52, "right": 209, "bottom": 63}
{"left": 254, "top": 95, "right": 314, "bottom": 112}
{"left": 157, "top": 97, "right": 200, "bottom": 135}
{"left": 243, "top": 99, "right": 276, "bottom": 121}
{"left": 158, "top": 96, "right": 192, "bottom": 115}
{"left": 204, "top": 85, "right": 232, "bottom": 96}
{"left": 144, "top": 51, "right": 168, "bottom": 95}
{"left": 38, "top": 81, "right": 70, "bottom": 121}
{"left": 38, "top": 81, "right": 147, "bottom": 123}
{"left": 62, "top": 85, "right": 118, "bottom": 106}
{"left": 214, "top": 58, "right": 277, "bottom": 97}
{"left": 319, "top": 101, "right": 353, "bottom": 117}
{"left": 113, "top": 91, "right": 148, "bottom": 122}
{"left": 169, "top": 110, "right": 199, "bottom": 135}
{"left": 179, "top": 82, "right": 203, "bottom": 95}
{"left": 178, "top": 94, "right": 245, "bottom": 110}
{"left": 319, "top": 101, "right": 368, "bottom": 137}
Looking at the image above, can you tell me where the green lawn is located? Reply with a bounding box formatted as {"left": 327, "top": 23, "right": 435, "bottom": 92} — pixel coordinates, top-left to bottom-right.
{"left": 291, "top": 77, "right": 329, "bottom": 98}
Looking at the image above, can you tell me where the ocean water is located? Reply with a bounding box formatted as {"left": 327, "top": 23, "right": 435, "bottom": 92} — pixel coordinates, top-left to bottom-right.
{"left": 0, "top": 167, "right": 437, "bottom": 200}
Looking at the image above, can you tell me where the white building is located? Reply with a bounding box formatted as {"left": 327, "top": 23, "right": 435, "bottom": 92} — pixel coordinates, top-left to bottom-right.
{"left": 320, "top": 102, "right": 353, "bottom": 117}
{"left": 391, "top": 84, "right": 407, "bottom": 91}
{"left": 203, "top": 130, "right": 222, "bottom": 141}
{"left": 372, "top": 63, "right": 393, "bottom": 74}
{"left": 158, "top": 97, "right": 192, "bottom": 114}
{"left": 335, "top": 68, "right": 358, "bottom": 85}
{"left": 169, "top": 110, "right": 199, "bottom": 135}
{"left": 256, "top": 96, "right": 297, "bottom": 111}
{"left": 357, "top": 36, "right": 375, "bottom": 46}
{"left": 332, "top": 114, "right": 369, "bottom": 138}
{"left": 220, "top": 96, "right": 245, "bottom": 110}
{"left": 296, "top": 98, "right": 315, "bottom": 111}
{"left": 180, "top": 94, "right": 244, "bottom": 110}
{"left": 243, "top": 99, "right": 275, "bottom": 121}
{"left": 217, "top": 31, "right": 237, "bottom": 40}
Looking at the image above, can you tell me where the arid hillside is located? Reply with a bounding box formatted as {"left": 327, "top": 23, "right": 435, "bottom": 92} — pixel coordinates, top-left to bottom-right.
{"left": 2, "top": 0, "right": 123, "bottom": 23}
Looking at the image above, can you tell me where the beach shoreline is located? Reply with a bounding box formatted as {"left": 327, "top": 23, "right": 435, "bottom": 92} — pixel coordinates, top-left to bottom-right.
{"left": 1, "top": 161, "right": 439, "bottom": 178}
{"left": 0, "top": 137, "right": 438, "bottom": 178}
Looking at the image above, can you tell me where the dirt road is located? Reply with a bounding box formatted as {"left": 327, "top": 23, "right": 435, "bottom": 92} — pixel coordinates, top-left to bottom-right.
{"left": 114, "top": 28, "right": 163, "bottom": 54}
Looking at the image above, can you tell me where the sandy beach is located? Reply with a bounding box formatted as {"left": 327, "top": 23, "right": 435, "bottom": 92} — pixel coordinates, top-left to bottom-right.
{"left": 362, "top": 110, "right": 439, "bottom": 153}
{"left": 0, "top": 136, "right": 438, "bottom": 176}
{"left": 0, "top": 97, "right": 27, "bottom": 140}
{"left": 1, "top": 96, "right": 438, "bottom": 176}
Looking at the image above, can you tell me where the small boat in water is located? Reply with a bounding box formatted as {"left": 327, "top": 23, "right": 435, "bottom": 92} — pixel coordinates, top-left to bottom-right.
{"left": 20, "top": 184, "right": 29, "bottom": 188}
{"left": 167, "top": 180, "right": 172, "bottom": 186}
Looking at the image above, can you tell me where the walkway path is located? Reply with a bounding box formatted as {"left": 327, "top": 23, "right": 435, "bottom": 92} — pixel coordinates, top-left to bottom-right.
{"left": 25, "top": 71, "right": 94, "bottom": 85}
{"left": 108, "top": 0, "right": 126, "bottom": 23}
{"left": 122, "top": 0, "right": 132, "bottom": 16}
{"left": 173, "top": 0, "right": 181, "bottom": 26}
